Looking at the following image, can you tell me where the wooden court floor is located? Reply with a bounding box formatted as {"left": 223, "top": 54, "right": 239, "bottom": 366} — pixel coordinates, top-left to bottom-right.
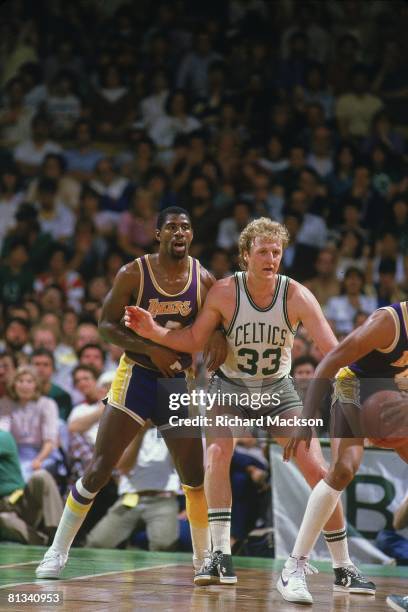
{"left": 0, "top": 545, "right": 407, "bottom": 611}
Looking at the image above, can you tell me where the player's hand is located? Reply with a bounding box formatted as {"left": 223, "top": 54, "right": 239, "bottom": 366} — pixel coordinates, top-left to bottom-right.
{"left": 203, "top": 329, "right": 228, "bottom": 371}
{"left": 283, "top": 425, "right": 314, "bottom": 462}
{"left": 124, "top": 306, "right": 156, "bottom": 338}
{"left": 381, "top": 395, "right": 408, "bottom": 432}
{"left": 147, "top": 345, "right": 183, "bottom": 378}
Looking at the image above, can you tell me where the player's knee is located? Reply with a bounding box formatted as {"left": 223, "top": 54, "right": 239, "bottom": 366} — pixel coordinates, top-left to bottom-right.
{"left": 306, "top": 464, "right": 328, "bottom": 487}
{"left": 206, "top": 442, "right": 231, "bottom": 472}
{"left": 329, "top": 458, "right": 357, "bottom": 489}
{"left": 83, "top": 454, "right": 113, "bottom": 491}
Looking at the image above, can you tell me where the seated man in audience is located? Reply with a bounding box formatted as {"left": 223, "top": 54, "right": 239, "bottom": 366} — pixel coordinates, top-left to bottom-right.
{"left": 0, "top": 430, "right": 63, "bottom": 545}
{"left": 86, "top": 425, "right": 180, "bottom": 552}
{"left": 376, "top": 493, "right": 408, "bottom": 565}
{"left": 30, "top": 348, "right": 73, "bottom": 420}
{"left": 0, "top": 351, "right": 17, "bottom": 398}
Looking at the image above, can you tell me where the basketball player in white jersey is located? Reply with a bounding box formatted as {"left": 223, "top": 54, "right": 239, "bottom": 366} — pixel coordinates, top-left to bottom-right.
{"left": 124, "top": 218, "right": 373, "bottom": 600}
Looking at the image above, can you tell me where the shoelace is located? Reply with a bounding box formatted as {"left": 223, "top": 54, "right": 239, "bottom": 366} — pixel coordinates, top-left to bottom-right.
{"left": 200, "top": 552, "right": 223, "bottom": 573}
{"left": 39, "top": 550, "right": 64, "bottom": 566}
{"left": 342, "top": 566, "right": 368, "bottom": 583}
{"left": 304, "top": 562, "right": 318, "bottom": 576}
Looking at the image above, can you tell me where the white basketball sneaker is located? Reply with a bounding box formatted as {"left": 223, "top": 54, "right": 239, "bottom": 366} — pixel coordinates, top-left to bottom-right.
{"left": 35, "top": 549, "right": 68, "bottom": 579}
{"left": 276, "top": 556, "right": 317, "bottom": 604}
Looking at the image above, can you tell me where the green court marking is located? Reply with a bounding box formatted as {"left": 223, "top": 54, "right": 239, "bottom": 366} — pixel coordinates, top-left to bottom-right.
{"left": 0, "top": 545, "right": 407, "bottom": 589}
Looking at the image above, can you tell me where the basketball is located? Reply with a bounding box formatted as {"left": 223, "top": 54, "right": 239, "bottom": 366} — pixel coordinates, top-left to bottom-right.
{"left": 361, "top": 390, "right": 407, "bottom": 449}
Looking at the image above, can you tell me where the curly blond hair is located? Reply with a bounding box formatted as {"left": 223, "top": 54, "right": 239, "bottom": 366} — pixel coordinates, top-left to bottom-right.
{"left": 238, "top": 218, "right": 290, "bottom": 269}
{"left": 8, "top": 365, "right": 43, "bottom": 402}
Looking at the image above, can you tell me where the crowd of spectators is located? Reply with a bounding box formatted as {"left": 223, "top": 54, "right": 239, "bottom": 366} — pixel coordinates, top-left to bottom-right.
{"left": 0, "top": 0, "right": 407, "bottom": 554}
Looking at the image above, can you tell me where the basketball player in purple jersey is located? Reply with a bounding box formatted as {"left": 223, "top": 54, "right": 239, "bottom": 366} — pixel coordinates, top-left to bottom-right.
{"left": 36, "top": 207, "right": 226, "bottom": 580}
{"left": 281, "top": 302, "right": 408, "bottom": 603}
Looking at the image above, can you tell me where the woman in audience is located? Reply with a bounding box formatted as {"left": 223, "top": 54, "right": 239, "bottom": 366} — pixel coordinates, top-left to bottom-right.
{"left": 0, "top": 366, "right": 59, "bottom": 481}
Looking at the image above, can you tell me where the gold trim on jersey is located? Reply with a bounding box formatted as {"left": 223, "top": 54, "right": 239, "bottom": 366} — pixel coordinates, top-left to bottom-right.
{"left": 196, "top": 260, "right": 202, "bottom": 310}
{"left": 377, "top": 306, "right": 400, "bottom": 353}
{"left": 401, "top": 302, "right": 408, "bottom": 337}
{"left": 145, "top": 254, "right": 193, "bottom": 297}
{"left": 135, "top": 258, "right": 144, "bottom": 306}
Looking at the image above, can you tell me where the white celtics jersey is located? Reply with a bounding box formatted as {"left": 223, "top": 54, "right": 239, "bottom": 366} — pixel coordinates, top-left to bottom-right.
{"left": 220, "top": 272, "right": 297, "bottom": 380}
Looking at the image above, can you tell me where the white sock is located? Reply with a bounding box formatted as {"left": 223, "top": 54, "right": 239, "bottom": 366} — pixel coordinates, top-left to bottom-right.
{"left": 292, "top": 480, "right": 341, "bottom": 559}
{"left": 208, "top": 507, "right": 231, "bottom": 554}
{"left": 191, "top": 526, "right": 211, "bottom": 570}
{"left": 323, "top": 527, "right": 352, "bottom": 568}
{"left": 51, "top": 478, "right": 97, "bottom": 555}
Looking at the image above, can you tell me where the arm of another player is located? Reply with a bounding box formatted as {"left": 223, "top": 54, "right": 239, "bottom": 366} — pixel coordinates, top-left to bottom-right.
{"left": 284, "top": 308, "right": 396, "bottom": 460}
{"left": 125, "top": 282, "right": 224, "bottom": 353}
{"left": 200, "top": 267, "right": 228, "bottom": 371}
{"left": 99, "top": 262, "right": 182, "bottom": 376}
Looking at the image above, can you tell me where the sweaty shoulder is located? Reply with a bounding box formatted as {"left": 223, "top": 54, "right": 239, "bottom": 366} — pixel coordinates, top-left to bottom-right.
{"left": 359, "top": 307, "right": 397, "bottom": 350}
{"left": 116, "top": 260, "right": 141, "bottom": 283}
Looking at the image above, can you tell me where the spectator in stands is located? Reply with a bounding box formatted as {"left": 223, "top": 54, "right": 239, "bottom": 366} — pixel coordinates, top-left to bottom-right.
{"left": 35, "top": 178, "right": 75, "bottom": 242}
{"left": 30, "top": 348, "right": 72, "bottom": 421}
{"left": 34, "top": 244, "right": 84, "bottom": 312}
{"left": 0, "top": 77, "right": 35, "bottom": 147}
{"left": 118, "top": 189, "right": 158, "bottom": 259}
{"left": 335, "top": 64, "right": 383, "bottom": 140}
{"left": 1, "top": 203, "right": 53, "bottom": 274}
{"left": 305, "top": 248, "right": 341, "bottom": 307}
{"left": 67, "top": 366, "right": 103, "bottom": 446}
{"left": 324, "top": 266, "right": 377, "bottom": 334}
{"left": 208, "top": 248, "right": 233, "bottom": 280}
{"left": 0, "top": 430, "right": 63, "bottom": 545}
{"left": 1, "top": 317, "right": 31, "bottom": 358}
{"left": 216, "top": 200, "right": 252, "bottom": 252}
{"left": 291, "top": 355, "right": 318, "bottom": 379}
{"left": 45, "top": 71, "right": 82, "bottom": 139}
{"left": 91, "top": 64, "right": 133, "bottom": 139}
{"left": 0, "top": 351, "right": 17, "bottom": 399}
{"left": 14, "top": 114, "right": 62, "bottom": 177}
{"left": 327, "top": 142, "right": 357, "bottom": 201}
{"left": 86, "top": 426, "right": 180, "bottom": 551}
{"left": 0, "top": 366, "right": 59, "bottom": 481}
{"left": 0, "top": 239, "right": 34, "bottom": 308}
{"left": 140, "top": 69, "right": 169, "bottom": 129}
{"left": 78, "top": 344, "right": 105, "bottom": 378}
{"left": 376, "top": 492, "right": 408, "bottom": 565}
{"left": 0, "top": 163, "right": 25, "bottom": 249}
{"left": 149, "top": 90, "right": 201, "bottom": 161}
{"left": 68, "top": 218, "right": 107, "bottom": 282}
{"left": 89, "top": 157, "right": 132, "bottom": 228}
{"left": 176, "top": 30, "right": 222, "bottom": 98}
{"left": 26, "top": 153, "right": 81, "bottom": 212}
{"left": 362, "top": 110, "right": 405, "bottom": 157}
{"left": 374, "top": 258, "right": 406, "bottom": 307}
{"left": 64, "top": 119, "right": 104, "bottom": 181}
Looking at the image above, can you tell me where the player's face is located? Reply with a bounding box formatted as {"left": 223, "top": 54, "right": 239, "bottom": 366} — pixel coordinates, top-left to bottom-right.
{"left": 157, "top": 214, "right": 193, "bottom": 259}
{"left": 246, "top": 237, "right": 283, "bottom": 279}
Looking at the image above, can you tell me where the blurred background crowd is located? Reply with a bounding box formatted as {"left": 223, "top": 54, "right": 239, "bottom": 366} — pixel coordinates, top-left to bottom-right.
{"left": 0, "top": 0, "right": 407, "bottom": 560}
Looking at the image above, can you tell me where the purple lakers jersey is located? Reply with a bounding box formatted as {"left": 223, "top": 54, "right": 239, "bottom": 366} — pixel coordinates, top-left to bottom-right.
{"left": 349, "top": 302, "right": 408, "bottom": 378}
{"left": 130, "top": 255, "right": 201, "bottom": 371}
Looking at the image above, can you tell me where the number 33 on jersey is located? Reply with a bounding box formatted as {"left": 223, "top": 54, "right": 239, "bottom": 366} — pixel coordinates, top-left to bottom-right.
{"left": 220, "top": 273, "right": 296, "bottom": 380}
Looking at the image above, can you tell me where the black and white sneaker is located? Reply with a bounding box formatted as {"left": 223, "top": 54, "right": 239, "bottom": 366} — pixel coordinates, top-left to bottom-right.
{"left": 386, "top": 594, "right": 408, "bottom": 611}
{"left": 333, "top": 565, "right": 376, "bottom": 594}
{"left": 194, "top": 551, "right": 237, "bottom": 586}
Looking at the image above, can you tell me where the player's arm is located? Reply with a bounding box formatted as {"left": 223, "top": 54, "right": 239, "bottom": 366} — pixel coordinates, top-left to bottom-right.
{"left": 298, "top": 309, "right": 394, "bottom": 426}
{"left": 125, "top": 282, "right": 224, "bottom": 353}
{"left": 314, "top": 309, "right": 395, "bottom": 379}
{"left": 99, "top": 262, "right": 156, "bottom": 355}
{"left": 288, "top": 282, "right": 338, "bottom": 355}
{"left": 200, "top": 266, "right": 228, "bottom": 370}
